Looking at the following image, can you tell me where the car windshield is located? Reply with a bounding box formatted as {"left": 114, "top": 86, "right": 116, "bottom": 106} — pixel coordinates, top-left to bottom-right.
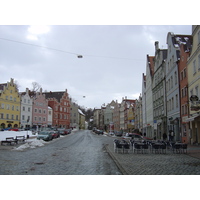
{"left": 39, "top": 131, "right": 49, "bottom": 135}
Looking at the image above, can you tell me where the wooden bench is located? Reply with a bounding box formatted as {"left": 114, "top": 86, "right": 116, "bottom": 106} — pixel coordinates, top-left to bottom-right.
{"left": 1, "top": 137, "right": 18, "bottom": 145}
{"left": 16, "top": 136, "right": 26, "bottom": 143}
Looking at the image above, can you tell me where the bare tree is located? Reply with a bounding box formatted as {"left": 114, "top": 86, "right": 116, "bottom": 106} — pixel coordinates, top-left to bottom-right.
{"left": 32, "top": 82, "right": 41, "bottom": 92}
{"left": 14, "top": 80, "right": 20, "bottom": 90}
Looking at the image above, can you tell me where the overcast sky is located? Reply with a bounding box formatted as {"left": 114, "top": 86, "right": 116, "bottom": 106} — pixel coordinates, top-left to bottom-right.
{"left": 0, "top": 25, "right": 192, "bottom": 109}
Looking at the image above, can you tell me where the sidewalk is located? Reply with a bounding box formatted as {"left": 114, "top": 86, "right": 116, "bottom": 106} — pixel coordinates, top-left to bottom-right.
{"left": 104, "top": 134, "right": 200, "bottom": 175}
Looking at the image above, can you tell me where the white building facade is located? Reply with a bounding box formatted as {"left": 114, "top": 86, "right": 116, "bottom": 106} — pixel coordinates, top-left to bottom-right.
{"left": 20, "top": 88, "right": 33, "bottom": 129}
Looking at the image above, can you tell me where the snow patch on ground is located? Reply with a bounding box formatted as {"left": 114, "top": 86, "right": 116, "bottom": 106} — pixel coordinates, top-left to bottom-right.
{"left": 13, "top": 139, "right": 47, "bottom": 151}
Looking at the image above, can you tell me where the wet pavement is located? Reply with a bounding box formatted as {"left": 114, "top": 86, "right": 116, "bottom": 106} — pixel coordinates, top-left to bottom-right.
{"left": 1, "top": 130, "right": 200, "bottom": 175}
{"left": 0, "top": 130, "right": 121, "bottom": 175}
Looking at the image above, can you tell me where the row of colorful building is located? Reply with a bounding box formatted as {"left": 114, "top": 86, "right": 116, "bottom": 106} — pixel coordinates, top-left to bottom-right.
{"left": 93, "top": 25, "right": 200, "bottom": 144}
{"left": 0, "top": 78, "right": 86, "bottom": 130}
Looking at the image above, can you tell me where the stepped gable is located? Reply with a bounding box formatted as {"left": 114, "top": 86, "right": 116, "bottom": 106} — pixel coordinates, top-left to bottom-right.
{"left": 43, "top": 91, "right": 65, "bottom": 102}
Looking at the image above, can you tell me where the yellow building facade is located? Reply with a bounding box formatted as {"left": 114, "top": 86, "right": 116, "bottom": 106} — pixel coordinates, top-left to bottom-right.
{"left": 0, "top": 78, "right": 21, "bottom": 129}
{"left": 187, "top": 25, "right": 200, "bottom": 144}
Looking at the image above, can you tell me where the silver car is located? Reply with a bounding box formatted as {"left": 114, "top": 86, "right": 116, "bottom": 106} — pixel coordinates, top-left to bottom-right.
{"left": 37, "top": 131, "right": 53, "bottom": 141}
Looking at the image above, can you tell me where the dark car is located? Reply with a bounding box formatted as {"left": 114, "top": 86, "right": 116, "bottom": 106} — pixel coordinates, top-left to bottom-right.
{"left": 37, "top": 131, "right": 53, "bottom": 141}
{"left": 58, "top": 129, "right": 70, "bottom": 135}
{"left": 51, "top": 130, "right": 60, "bottom": 139}
{"left": 66, "top": 129, "right": 71, "bottom": 134}
{"left": 114, "top": 131, "right": 123, "bottom": 137}
{"left": 96, "top": 129, "right": 104, "bottom": 135}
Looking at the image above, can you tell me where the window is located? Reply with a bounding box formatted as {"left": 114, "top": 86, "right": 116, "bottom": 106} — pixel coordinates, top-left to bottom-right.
{"left": 183, "top": 68, "right": 186, "bottom": 78}
{"left": 35, "top": 108, "right": 37, "bottom": 113}
{"left": 1, "top": 103, "right": 4, "bottom": 109}
{"left": 198, "top": 54, "right": 200, "bottom": 70}
{"left": 23, "top": 106, "right": 25, "bottom": 111}
{"left": 7, "top": 105, "right": 10, "bottom": 110}
{"left": 193, "top": 60, "right": 196, "bottom": 74}
{"left": 176, "top": 94, "right": 178, "bottom": 108}
{"left": 172, "top": 97, "right": 174, "bottom": 110}
{"left": 6, "top": 114, "right": 9, "bottom": 119}
{"left": 174, "top": 71, "right": 177, "bottom": 85}
{"left": 185, "top": 105, "right": 188, "bottom": 114}
{"left": 171, "top": 76, "right": 173, "bottom": 88}
{"left": 12, "top": 105, "right": 14, "bottom": 110}
{"left": 182, "top": 105, "right": 184, "bottom": 115}
{"left": 16, "top": 115, "right": 18, "bottom": 120}
{"left": 43, "top": 117, "right": 46, "bottom": 122}
{"left": 181, "top": 71, "right": 184, "bottom": 80}
{"left": 198, "top": 30, "right": 200, "bottom": 44}
{"left": 1, "top": 113, "right": 4, "bottom": 119}
{"left": 24, "top": 99, "right": 26, "bottom": 103}
{"left": 185, "top": 87, "right": 188, "bottom": 97}
{"left": 28, "top": 107, "right": 30, "bottom": 112}
{"left": 22, "top": 115, "right": 25, "bottom": 120}
{"left": 181, "top": 88, "right": 184, "bottom": 98}
{"left": 10, "top": 96, "right": 12, "bottom": 101}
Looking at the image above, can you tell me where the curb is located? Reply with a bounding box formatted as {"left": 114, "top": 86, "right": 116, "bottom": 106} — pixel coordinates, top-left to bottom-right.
{"left": 104, "top": 144, "right": 128, "bottom": 175}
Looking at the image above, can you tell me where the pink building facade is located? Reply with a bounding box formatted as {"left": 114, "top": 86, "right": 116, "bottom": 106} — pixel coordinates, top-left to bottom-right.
{"left": 32, "top": 88, "right": 48, "bottom": 129}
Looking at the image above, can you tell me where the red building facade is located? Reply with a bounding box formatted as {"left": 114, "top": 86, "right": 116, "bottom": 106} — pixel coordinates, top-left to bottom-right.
{"left": 178, "top": 36, "right": 193, "bottom": 143}
{"left": 44, "top": 89, "right": 70, "bottom": 128}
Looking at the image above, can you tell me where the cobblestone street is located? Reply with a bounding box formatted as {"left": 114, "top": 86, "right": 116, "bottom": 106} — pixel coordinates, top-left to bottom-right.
{"left": 1, "top": 131, "right": 200, "bottom": 175}
{"left": 105, "top": 134, "right": 200, "bottom": 175}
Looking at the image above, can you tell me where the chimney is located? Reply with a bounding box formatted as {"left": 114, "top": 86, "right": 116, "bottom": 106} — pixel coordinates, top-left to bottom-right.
{"left": 155, "top": 41, "right": 159, "bottom": 51}
{"left": 26, "top": 88, "right": 29, "bottom": 94}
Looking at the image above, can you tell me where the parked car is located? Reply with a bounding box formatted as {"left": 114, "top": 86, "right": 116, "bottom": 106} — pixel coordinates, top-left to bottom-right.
{"left": 92, "top": 127, "right": 97, "bottom": 132}
{"left": 66, "top": 129, "right": 71, "bottom": 134}
{"left": 9, "top": 128, "right": 19, "bottom": 131}
{"left": 51, "top": 130, "right": 60, "bottom": 139}
{"left": 96, "top": 129, "right": 104, "bottom": 135}
{"left": 114, "top": 131, "right": 123, "bottom": 137}
{"left": 57, "top": 129, "right": 71, "bottom": 135}
{"left": 142, "top": 136, "right": 153, "bottom": 141}
{"left": 37, "top": 131, "right": 53, "bottom": 141}
{"left": 127, "top": 133, "right": 143, "bottom": 140}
